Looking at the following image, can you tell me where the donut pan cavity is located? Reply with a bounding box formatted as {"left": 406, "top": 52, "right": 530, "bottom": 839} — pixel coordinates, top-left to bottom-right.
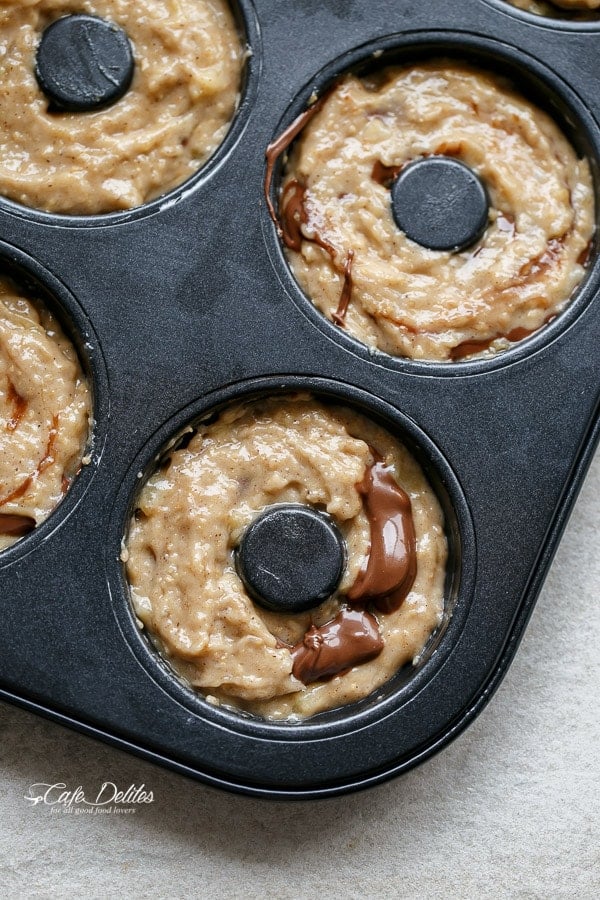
{"left": 0, "top": 0, "right": 599, "bottom": 798}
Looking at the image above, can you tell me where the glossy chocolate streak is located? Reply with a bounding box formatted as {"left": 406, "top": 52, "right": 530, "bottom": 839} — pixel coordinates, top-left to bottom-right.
{"left": 291, "top": 607, "right": 383, "bottom": 685}
{"left": 450, "top": 316, "right": 557, "bottom": 361}
{"left": 332, "top": 250, "right": 355, "bottom": 326}
{"left": 266, "top": 87, "right": 360, "bottom": 323}
{"left": 450, "top": 336, "right": 495, "bottom": 360}
{"left": 519, "top": 237, "right": 563, "bottom": 279}
{"left": 0, "top": 414, "right": 58, "bottom": 507}
{"left": 451, "top": 331, "right": 527, "bottom": 361}
{"left": 451, "top": 233, "right": 568, "bottom": 360}
{"left": 280, "top": 178, "right": 337, "bottom": 258}
{"left": 371, "top": 159, "right": 403, "bottom": 188}
{"left": 280, "top": 179, "right": 305, "bottom": 251}
{"left": 6, "top": 379, "right": 27, "bottom": 432}
{"left": 348, "top": 460, "right": 417, "bottom": 614}
{"left": 578, "top": 240, "right": 593, "bottom": 268}
{"left": 264, "top": 87, "right": 334, "bottom": 233}
{"left": 279, "top": 172, "right": 355, "bottom": 325}
{"left": 434, "top": 141, "right": 465, "bottom": 158}
{"left": 38, "top": 414, "right": 59, "bottom": 475}
{"left": 0, "top": 514, "right": 36, "bottom": 536}
{"left": 0, "top": 475, "right": 34, "bottom": 507}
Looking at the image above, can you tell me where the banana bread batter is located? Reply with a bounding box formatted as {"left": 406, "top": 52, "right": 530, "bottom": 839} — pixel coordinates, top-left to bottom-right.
{"left": 0, "top": 0, "right": 244, "bottom": 214}
{"left": 125, "top": 395, "right": 447, "bottom": 720}
{"left": 506, "top": 0, "right": 600, "bottom": 19}
{"left": 275, "top": 62, "right": 595, "bottom": 361}
{"left": 0, "top": 276, "right": 91, "bottom": 550}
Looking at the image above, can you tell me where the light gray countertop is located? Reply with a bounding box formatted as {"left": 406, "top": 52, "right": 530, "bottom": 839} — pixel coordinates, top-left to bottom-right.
{"left": 1, "top": 454, "right": 598, "bottom": 899}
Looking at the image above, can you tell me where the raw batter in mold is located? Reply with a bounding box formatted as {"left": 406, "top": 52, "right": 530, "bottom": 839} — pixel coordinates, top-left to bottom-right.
{"left": 505, "top": 0, "right": 600, "bottom": 20}
{"left": 125, "top": 395, "right": 447, "bottom": 720}
{"left": 272, "top": 61, "right": 595, "bottom": 362}
{"left": 0, "top": 0, "right": 244, "bottom": 214}
{"left": 0, "top": 276, "right": 91, "bottom": 550}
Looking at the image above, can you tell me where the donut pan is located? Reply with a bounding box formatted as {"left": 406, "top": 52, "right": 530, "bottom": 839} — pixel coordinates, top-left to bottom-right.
{"left": 1, "top": 0, "right": 599, "bottom": 799}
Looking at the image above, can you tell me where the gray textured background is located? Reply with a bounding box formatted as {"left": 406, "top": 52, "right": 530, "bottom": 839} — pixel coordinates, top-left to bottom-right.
{"left": 1, "top": 453, "right": 598, "bottom": 899}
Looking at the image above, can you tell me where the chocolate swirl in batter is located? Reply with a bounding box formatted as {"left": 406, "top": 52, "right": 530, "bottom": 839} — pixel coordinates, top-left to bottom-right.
{"left": 6, "top": 379, "right": 27, "bottom": 431}
{"left": 1, "top": 278, "right": 90, "bottom": 551}
{"left": 265, "top": 89, "right": 335, "bottom": 232}
{"left": 126, "top": 396, "right": 446, "bottom": 718}
{"left": 371, "top": 160, "right": 404, "bottom": 188}
{"left": 348, "top": 458, "right": 417, "bottom": 615}
{"left": 290, "top": 455, "right": 418, "bottom": 685}
{"left": 291, "top": 607, "right": 383, "bottom": 684}
{"left": 0, "top": 514, "right": 36, "bottom": 536}
{"left": 265, "top": 92, "right": 356, "bottom": 326}
{"left": 0, "top": 414, "right": 59, "bottom": 509}
{"left": 279, "top": 178, "right": 355, "bottom": 324}
{"left": 279, "top": 63, "right": 594, "bottom": 362}
{"left": 504, "top": 0, "right": 600, "bottom": 21}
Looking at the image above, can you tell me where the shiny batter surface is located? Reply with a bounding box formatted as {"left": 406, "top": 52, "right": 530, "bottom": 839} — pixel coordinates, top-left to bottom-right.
{"left": 280, "top": 62, "right": 595, "bottom": 362}
{"left": 125, "top": 396, "right": 447, "bottom": 720}
{"left": 506, "top": 0, "right": 600, "bottom": 17}
{"left": 0, "top": 0, "right": 244, "bottom": 214}
{"left": 0, "top": 277, "right": 91, "bottom": 550}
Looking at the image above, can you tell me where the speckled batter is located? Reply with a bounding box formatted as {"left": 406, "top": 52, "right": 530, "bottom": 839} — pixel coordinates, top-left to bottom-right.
{"left": 279, "top": 62, "right": 595, "bottom": 362}
{"left": 505, "top": 0, "right": 600, "bottom": 19}
{"left": 0, "top": 0, "right": 244, "bottom": 214}
{"left": 124, "top": 396, "right": 447, "bottom": 720}
{"left": 0, "top": 276, "right": 91, "bottom": 551}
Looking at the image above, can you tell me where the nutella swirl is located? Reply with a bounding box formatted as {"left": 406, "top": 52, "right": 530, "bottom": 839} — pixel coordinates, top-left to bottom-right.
{"left": 278, "top": 61, "right": 594, "bottom": 361}
{"left": 348, "top": 459, "right": 417, "bottom": 615}
{"left": 0, "top": 514, "right": 36, "bottom": 537}
{"left": 291, "top": 608, "right": 383, "bottom": 684}
{"left": 0, "top": 277, "right": 90, "bottom": 551}
{"left": 126, "top": 396, "right": 447, "bottom": 719}
{"left": 505, "top": 0, "right": 600, "bottom": 20}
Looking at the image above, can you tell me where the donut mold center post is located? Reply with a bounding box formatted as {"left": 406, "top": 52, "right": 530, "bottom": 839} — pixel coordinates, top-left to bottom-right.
{"left": 35, "top": 14, "right": 134, "bottom": 113}
{"left": 236, "top": 504, "right": 346, "bottom": 613}
{"left": 391, "top": 156, "right": 490, "bottom": 253}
